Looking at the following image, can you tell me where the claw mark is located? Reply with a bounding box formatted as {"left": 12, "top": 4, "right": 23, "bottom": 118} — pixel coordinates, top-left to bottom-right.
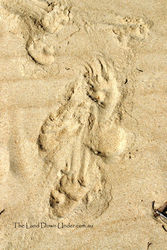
{"left": 136, "top": 68, "right": 143, "bottom": 72}
{"left": 0, "top": 209, "right": 5, "bottom": 215}
{"left": 147, "top": 242, "right": 152, "bottom": 250}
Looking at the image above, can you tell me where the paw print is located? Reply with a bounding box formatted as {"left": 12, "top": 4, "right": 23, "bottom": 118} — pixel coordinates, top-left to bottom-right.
{"left": 27, "top": 39, "right": 55, "bottom": 65}
{"left": 59, "top": 173, "right": 88, "bottom": 201}
{"left": 49, "top": 144, "right": 90, "bottom": 218}
{"left": 42, "top": 4, "right": 70, "bottom": 33}
{"left": 49, "top": 173, "right": 88, "bottom": 218}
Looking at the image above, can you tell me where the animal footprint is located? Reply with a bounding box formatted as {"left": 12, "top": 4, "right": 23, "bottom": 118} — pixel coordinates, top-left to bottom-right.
{"left": 84, "top": 56, "right": 120, "bottom": 114}
{"left": 112, "top": 16, "right": 151, "bottom": 47}
{"left": 41, "top": 3, "right": 71, "bottom": 33}
{"left": 36, "top": 56, "right": 126, "bottom": 219}
{"left": 59, "top": 174, "right": 88, "bottom": 200}
{"left": 27, "top": 39, "right": 55, "bottom": 65}
{"left": 50, "top": 173, "right": 88, "bottom": 218}
{"left": 49, "top": 140, "right": 90, "bottom": 218}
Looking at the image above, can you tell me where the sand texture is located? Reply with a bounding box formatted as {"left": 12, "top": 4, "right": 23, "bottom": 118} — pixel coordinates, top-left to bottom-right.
{"left": 0, "top": 0, "right": 167, "bottom": 249}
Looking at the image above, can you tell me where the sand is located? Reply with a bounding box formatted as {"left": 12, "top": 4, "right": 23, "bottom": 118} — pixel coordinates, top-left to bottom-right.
{"left": 0, "top": 0, "right": 167, "bottom": 249}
